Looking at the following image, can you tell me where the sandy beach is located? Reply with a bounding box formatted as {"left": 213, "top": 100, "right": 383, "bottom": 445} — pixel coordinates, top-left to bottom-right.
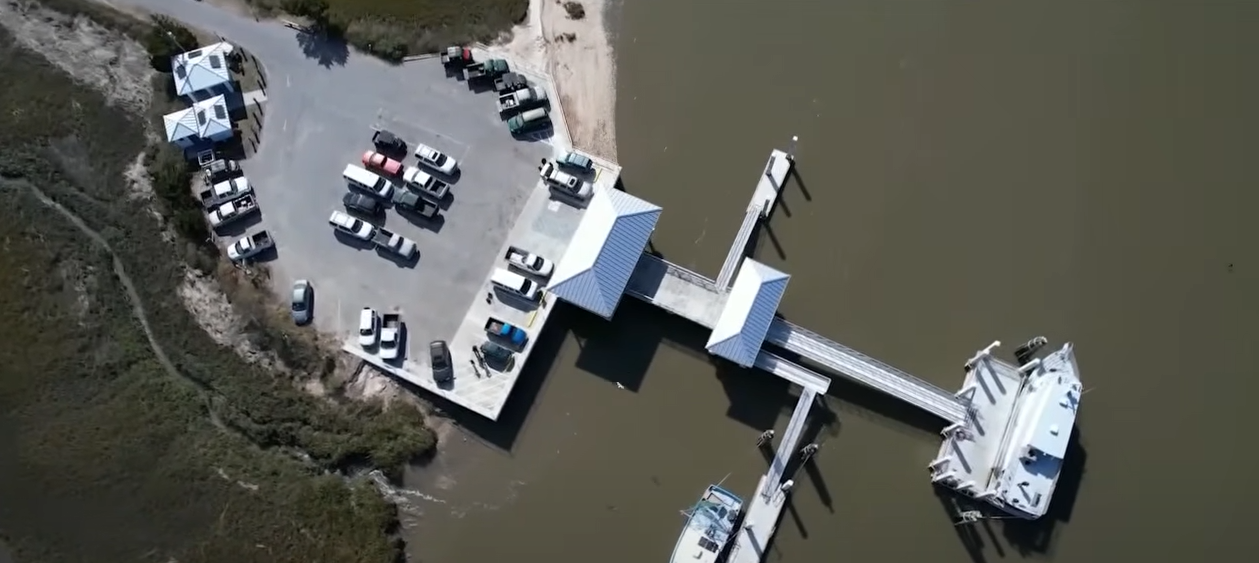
{"left": 497, "top": 0, "right": 619, "bottom": 160}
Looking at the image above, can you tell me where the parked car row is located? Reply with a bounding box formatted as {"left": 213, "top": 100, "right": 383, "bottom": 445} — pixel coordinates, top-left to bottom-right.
{"left": 200, "top": 158, "right": 257, "bottom": 228}
{"left": 329, "top": 52, "right": 604, "bottom": 378}
{"left": 357, "top": 308, "right": 406, "bottom": 362}
{"left": 327, "top": 131, "right": 466, "bottom": 259}
{"left": 199, "top": 158, "right": 280, "bottom": 264}
{"left": 439, "top": 45, "right": 554, "bottom": 137}
{"left": 328, "top": 209, "right": 418, "bottom": 260}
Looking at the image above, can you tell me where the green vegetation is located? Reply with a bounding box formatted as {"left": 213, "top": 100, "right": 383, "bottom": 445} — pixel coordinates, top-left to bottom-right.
{"left": 0, "top": 4, "right": 436, "bottom": 561}
{"left": 142, "top": 15, "right": 198, "bottom": 72}
{"left": 259, "top": 0, "right": 528, "bottom": 61}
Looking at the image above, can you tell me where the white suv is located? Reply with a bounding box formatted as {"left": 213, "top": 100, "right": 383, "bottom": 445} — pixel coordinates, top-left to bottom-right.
{"left": 415, "top": 144, "right": 458, "bottom": 175}
{"left": 328, "top": 210, "right": 374, "bottom": 240}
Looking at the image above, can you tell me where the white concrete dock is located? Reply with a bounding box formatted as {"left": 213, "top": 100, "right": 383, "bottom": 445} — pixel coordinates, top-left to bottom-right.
{"left": 716, "top": 150, "right": 792, "bottom": 289}
{"left": 929, "top": 342, "right": 1026, "bottom": 496}
{"left": 624, "top": 254, "right": 727, "bottom": 328}
{"left": 726, "top": 474, "right": 788, "bottom": 563}
{"left": 728, "top": 389, "right": 815, "bottom": 563}
{"left": 343, "top": 159, "right": 621, "bottom": 419}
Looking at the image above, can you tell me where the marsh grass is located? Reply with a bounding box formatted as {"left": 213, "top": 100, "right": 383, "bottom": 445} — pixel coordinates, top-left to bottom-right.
{"left": 263, "top": 0, "right": 528, "bottom": 61}
{"left": 0, "top": 9, "right": 431, "bottom": 562}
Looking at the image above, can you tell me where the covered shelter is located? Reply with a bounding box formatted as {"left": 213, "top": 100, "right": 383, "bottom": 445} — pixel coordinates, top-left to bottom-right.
{"left": 548, "top": 189, "right": 662, "bottom": 319}
{"left": 172, "top": 42, "right": 236, "bottom": 100}
{"left": 163, "top": 95, "right": 234, "bottom": 149}
{"left": 706, "top": 259, "right": 790, "bottom": 367}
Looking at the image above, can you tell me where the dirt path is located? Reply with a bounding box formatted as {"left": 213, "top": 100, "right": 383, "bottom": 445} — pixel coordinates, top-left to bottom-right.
{"left": 5, "top": 179, "right": 233, "bottom": 430}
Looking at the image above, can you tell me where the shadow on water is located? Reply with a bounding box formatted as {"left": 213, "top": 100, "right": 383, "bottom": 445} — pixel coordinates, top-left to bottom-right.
{"left": 408, "top": 304, "right": 577, "bottom": 453}
{"left": 294, "top": 30, "right": 349, "bottom": 68}
{"left": 790, "top": 397, "right": 841, "bottom": 511}
{"left": 788, "top": 164, "right": 812, "bottom": 202}
{"left": 746, "top": 212, "right": 787, "bottom": 261}
{"left": 568, "top": 299, "right": 661, "bottom": 392}
{"left": 764, "top": 334, "right": 948, "bottom": 438}
{"left": 559, "top": 282, "right": 793, "bottom": 432}
{"left": 708, "top": 357, "right": 792, "bottom": 432}
{"left": 932, "top": 428, "right": 1088, "bottom": 563}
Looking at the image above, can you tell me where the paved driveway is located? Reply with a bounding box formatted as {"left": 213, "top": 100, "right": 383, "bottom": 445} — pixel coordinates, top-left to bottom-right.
{"left": 108, "top": 0, "right": 556, "bottom": 341}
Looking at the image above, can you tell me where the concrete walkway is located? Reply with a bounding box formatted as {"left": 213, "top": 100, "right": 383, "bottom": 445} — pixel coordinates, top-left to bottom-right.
{"left": 242, "top": 89, "right": 266, "bottom": 105}
{"left": 225, "top": 88, "right": 266, "bottom": 110}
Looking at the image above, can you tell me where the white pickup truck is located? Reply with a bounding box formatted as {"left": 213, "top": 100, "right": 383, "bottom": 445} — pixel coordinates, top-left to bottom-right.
{"left": 199, "top": 176, "right": 252, "bottom": 208}
{"left": 539, "top": 160, "right": 592, "bottom": 200}
{"left": 379, "top": 313, "right": 404, "bottom": 361}
{"left": 370, "top": 227, "right": 418, "bottom": 260}
{"left": 207, "top": 195, "right": 259, "bottom": 228}
{"left": 402, "top": 167, "right": 450, "bottom": 201}
{"left": 504, "top": 245, "right": 554, "bottom": 278}
{"left": 226, "top": 230, "right": 273, "bottom": 261}
{"left": 496, "top": 85, "right": 548, "bottom": 114}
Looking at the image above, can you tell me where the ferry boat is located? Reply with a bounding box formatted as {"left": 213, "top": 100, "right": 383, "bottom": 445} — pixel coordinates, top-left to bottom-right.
{"left": 671, "top": 484, "right": 743, "bottom": 563}
{"left": 929, "top": 339, "right": 1082, "bottom": 520}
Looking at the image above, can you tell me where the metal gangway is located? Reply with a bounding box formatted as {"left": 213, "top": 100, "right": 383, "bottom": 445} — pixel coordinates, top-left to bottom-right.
{"left": 764, "top": 320, "right": 967, "bottom": 422}
{"left": 715, "top": 205, "right": 763, "bottom": 290}
{"left": 752, "top": 352, "right": 828, "bottom": 492}
{"left": 625, "top": 251, "right": 965, "bottom": 422}
{"left": 764, "top": 388, "right": 816, "bottom": 497}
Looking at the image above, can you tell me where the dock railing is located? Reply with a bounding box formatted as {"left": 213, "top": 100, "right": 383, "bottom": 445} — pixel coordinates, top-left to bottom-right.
{"left": 655, "top": 255, "right": 721, "bottom": 293}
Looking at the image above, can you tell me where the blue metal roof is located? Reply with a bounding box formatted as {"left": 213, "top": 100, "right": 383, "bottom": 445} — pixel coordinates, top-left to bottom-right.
{"left": 162, "top": 95, "right": 233, "bottom": 143}
{"left": 172, "top": 42, "right": 233, "bottom": 97}
{"left": 549, "top": 189, "right": 661, "bottom": 319}
{"left": 162, "top": 108, "right": 199, "bottom": 142}
{"left": 706, "top": 259, "right": 790, "bottom": 367}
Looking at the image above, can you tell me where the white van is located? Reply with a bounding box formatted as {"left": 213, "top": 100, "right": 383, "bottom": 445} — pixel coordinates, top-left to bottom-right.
{"left": 343, "top": 164, "right": 392, "bottom": 199}
{"left": 490, "top": 268, "right": 542, "bottom": 301}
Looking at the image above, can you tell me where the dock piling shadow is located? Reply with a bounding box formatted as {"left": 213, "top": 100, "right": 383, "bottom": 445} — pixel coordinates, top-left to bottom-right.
{"left": 789, "top": 166, "right": 812, "bottom": 202}
{"left": 934, "top": 487, "right": 990, "bottom": 563}
{"left": 746, "top": 219, "right": 787, "bottom": 261}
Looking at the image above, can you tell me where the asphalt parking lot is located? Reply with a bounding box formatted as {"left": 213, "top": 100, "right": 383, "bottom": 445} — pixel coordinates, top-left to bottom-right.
{"left": 236, "top": 56, "right": 555, "bottom": 348}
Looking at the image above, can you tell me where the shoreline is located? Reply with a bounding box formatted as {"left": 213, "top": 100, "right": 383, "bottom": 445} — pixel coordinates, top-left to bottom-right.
{"left": 495, "top": 0, "right": 620, "bottom": 160}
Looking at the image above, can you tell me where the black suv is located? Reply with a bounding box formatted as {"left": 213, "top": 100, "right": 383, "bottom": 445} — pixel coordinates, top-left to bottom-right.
{"left": 429, "top": 340, "right": 453, "bottom": 383}
{"left": 342, "top": 192, "right": 383, "bottom": 216}
{"left": 372, "top": 129, "right": 406, "bottom": 155}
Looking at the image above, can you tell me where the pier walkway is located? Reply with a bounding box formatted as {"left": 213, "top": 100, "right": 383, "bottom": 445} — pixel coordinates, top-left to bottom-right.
{"left": 728, "top": 368, "right": 818, "bottom": 563}
{"left": 764, "top": 320, "right": 967, "bottom": 422}
{"left": 624, "top": 253, "right": 726, "bottom": 328}
{"left": 716, "top": 150, "right": 792, "bottom": 290}
{"left": 618, "top": 145, "right": 964, "bottom": 422}
{"left": 625, "top": 251, "right": 965, "bottom": 422}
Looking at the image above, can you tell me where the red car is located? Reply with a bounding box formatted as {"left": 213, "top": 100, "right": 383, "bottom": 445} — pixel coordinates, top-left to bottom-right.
{"left": 361, "top": 150, "right": 403, "bottom": 176}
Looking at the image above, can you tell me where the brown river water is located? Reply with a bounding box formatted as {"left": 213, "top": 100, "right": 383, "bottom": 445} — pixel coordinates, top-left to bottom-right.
{"left": 407, "top": 1, "right": 1256, "bottom": 562}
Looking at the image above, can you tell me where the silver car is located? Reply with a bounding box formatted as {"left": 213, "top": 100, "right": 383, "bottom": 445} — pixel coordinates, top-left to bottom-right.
{"left": 290, "top": 279, "right": 312, "bottom": 325}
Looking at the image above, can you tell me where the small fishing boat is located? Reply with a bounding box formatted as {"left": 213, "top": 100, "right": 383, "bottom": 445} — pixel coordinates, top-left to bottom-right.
{"left": 670, "top": 484, "right": 743, "bottom": 563}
